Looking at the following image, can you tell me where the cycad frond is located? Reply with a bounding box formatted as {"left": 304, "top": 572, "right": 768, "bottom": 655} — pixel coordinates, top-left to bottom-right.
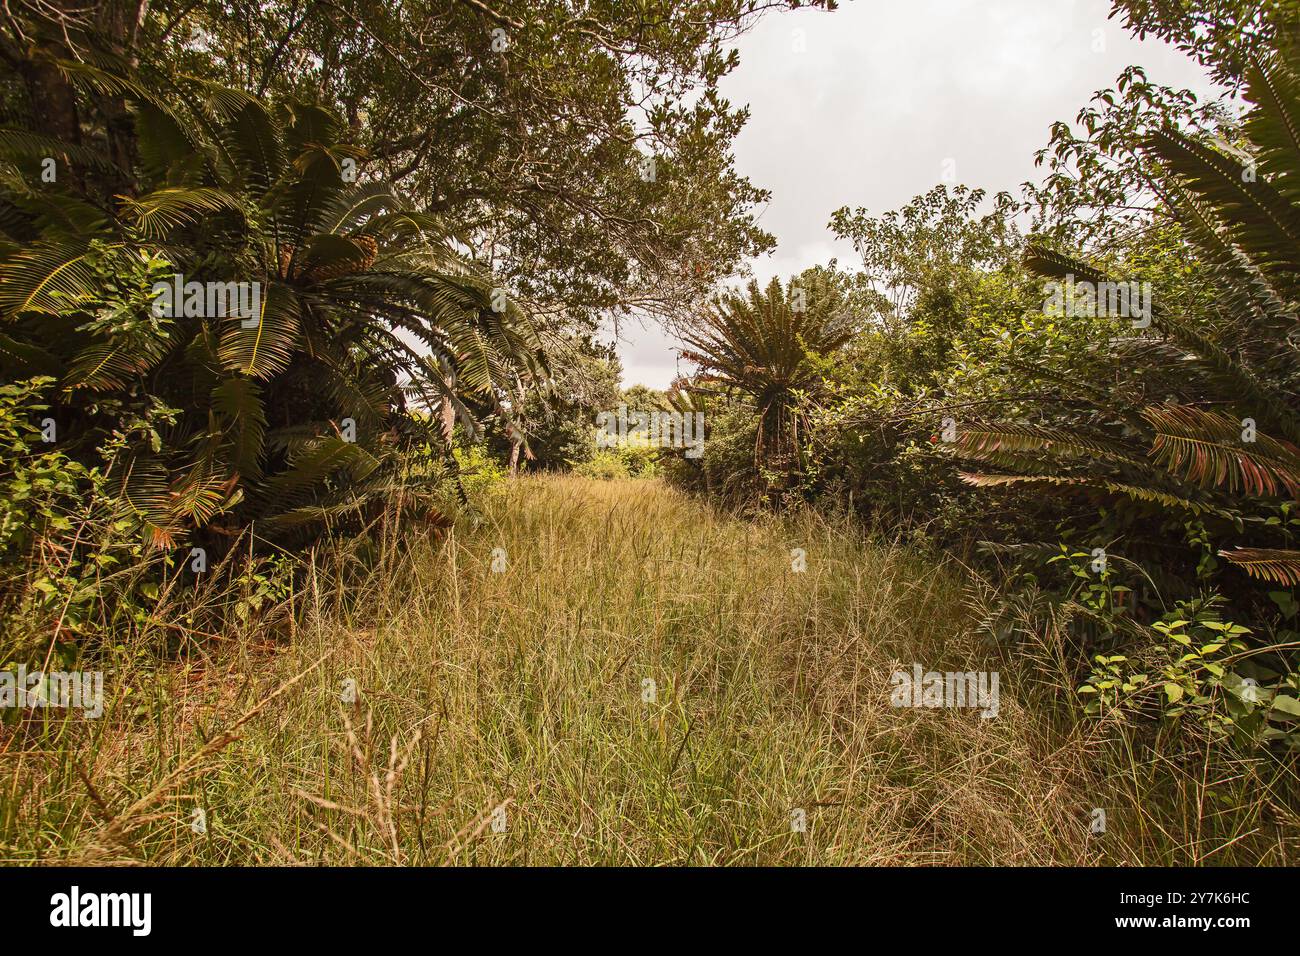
{"left": 1022, "top": 244, "right": 1117, "bottom": 289}
{"left": 274, "top": 142, "right": 355, "bottom": 251}
{"left": 0, "top": 128, "right": 124, "bottom": 176}
{"left": 1244, "top": 50, "right": 1300, "bottom": 201}
{"left": 217, "top": 281, "right": 299, "bottom": 379}
{"left": 63, "top": 325, "right": 172, "bottom": 392}
{"left": 318, "top": 183, "right": 411, "bottom": 235}
{"left": 211, "top": 377, "right": 267, "bottom": 478}
{"left": 222, "top": 100, "right": 284, "bottom": 197}
{"left": 959, "top": 471, "right": 1229, "bottom": 516}
{"left": 0, "top": 241, "right": 104, "bottom": 316}
{"left": 1163, "top": 176, "right": 1298, "bottom": 343}
{"left": 1143, "top": 127, "right": 1300, "bottom": 298}
{"left": 112, "top": 453, "right": 180, "bottom": 548}
{"left": 117, "top": 186, "right": 245, "bottom": 239}
{"left": 262, "top": 435, "right": 381, "bottom": 499}
{"left": 167, "top": 469, "right": 243, "bottom": 529}
{"left": 1154, "top": 304, "right": 1300, "bottom": 443}
{"left": 1143, "top": 404, "right": 1300, "bottom": 497}
{"left": 56, "top": 59, "right": 217, "bottom": 178}
{"left": 953, "top": 422, "right": 1142, "bottom": 467}
{"left": 1219, "top": 547, "right": 1300, "bottom": 585}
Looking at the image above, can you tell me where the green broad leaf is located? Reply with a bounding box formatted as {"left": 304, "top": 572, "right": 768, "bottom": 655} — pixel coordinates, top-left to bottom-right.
{"left": 1164, "top": 683, "right": 1184, "bottom": 703}
{"left": 1271, "top": 695, "right": 1300, "bottom": 717}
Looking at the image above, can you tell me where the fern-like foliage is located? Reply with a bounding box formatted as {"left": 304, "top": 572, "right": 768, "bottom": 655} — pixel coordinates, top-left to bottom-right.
{"left": 1143, "top": 404, "right": 1300, "bottom": 497}
{"left": 1219, "top": 548, "right": 1300, "bottom": 585}
{"left": 0, "top": 60, "right": 546, "bottom": 548}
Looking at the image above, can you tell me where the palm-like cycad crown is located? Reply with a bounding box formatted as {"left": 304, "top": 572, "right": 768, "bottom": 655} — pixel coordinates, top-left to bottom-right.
{"left": 0, "top": 63, "right": 544, "bottom": 547}
{"left": 681, "top": 277, "right": 853, "bottom": 463}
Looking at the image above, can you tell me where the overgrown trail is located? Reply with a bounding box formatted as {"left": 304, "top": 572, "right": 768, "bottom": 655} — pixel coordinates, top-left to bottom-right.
{"left": 25, "top": 476, "right": 1121, "bottom": 865}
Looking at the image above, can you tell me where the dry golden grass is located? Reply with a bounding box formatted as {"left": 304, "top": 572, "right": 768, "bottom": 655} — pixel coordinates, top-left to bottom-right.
{"left": 2, "top": 475, "right": 1295, "bottom": 864}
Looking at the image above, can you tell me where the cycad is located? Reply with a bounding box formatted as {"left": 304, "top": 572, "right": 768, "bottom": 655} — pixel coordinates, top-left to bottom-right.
{"left": 0, "top": 65, "right": 544, "bottom": 548}
{"left": 680, "top": 277, "right": 853, "bottom": 470}
{"left": 956, "top": 34, "right": 1300, "bottom": 585}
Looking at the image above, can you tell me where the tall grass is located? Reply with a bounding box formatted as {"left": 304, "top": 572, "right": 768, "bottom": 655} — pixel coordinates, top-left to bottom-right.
{"left": 1, "top": 476, "right": 1296, "bottom": 864}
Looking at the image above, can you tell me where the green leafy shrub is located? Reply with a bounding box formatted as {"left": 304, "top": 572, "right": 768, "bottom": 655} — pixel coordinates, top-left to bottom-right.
{"left": 452, "top": 445, "right": 510, "bottom": 500}
{"left": 1081, "top": 595, "right": 1300, "bottom": 748}
{"left": 615, "top": 443, "right": 659, "bottom": 478}
{"left": 0, "top": 377, "right": 156, "bottom": 662}
{"left": 576, "top": 452, "right": 630, "bottom": 481}
{"left": 659, "top": 398, "right": 763, "bottom": 503}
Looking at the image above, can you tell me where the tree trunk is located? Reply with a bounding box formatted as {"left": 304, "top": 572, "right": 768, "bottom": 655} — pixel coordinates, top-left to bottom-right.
{"left": 439, "top": 395, "right": 455, "bottom": 443}
{"left": 19, "top": 56, "right": 81, "bottom": 148}
{"left": 97, "top": 0, "right": 152, "bottom": 189}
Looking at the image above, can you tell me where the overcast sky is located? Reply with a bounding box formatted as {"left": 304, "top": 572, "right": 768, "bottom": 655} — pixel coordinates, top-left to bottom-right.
{"left": 612, "top": 0, "right": 1225, "bottom": 388}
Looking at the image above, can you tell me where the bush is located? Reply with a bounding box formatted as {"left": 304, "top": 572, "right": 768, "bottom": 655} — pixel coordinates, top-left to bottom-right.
{"left": 0, "top": 378, "right": 154, "bottom": 663}
{"left": 452, "top": 445, "right": 510, "bottom": 501}
{"left": 660, "top": 400, "right": 762, "bottom": 502}
{"left": 576, "top": 451, "right": 630, "bottom": 481}
{"left": 616, "top": 443, "right": 659, "bottom": 478}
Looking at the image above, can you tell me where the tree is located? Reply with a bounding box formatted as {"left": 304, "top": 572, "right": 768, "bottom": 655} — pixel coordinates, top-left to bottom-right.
{"left": 679, "top": 269, "right": 857, "bottom": 474}
{"left": 485, "top": 335, "right": 621, "bottom": 471}
{"left": 1109, "top": 0, "right": 1290, "bottom": 88}
{"left": 0, "top": 0, "right": 836, "bottom": 331}
{"left": 1024, "top": 65, "right": 1236, "bottom": 250}
{"left": 829, "top": 185, "right": 1021, "bottom": 329}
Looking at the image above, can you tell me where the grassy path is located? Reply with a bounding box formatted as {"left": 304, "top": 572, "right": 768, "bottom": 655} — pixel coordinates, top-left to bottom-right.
{"left": 7, "top": 476, "right": 1204, "bottom": 864}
